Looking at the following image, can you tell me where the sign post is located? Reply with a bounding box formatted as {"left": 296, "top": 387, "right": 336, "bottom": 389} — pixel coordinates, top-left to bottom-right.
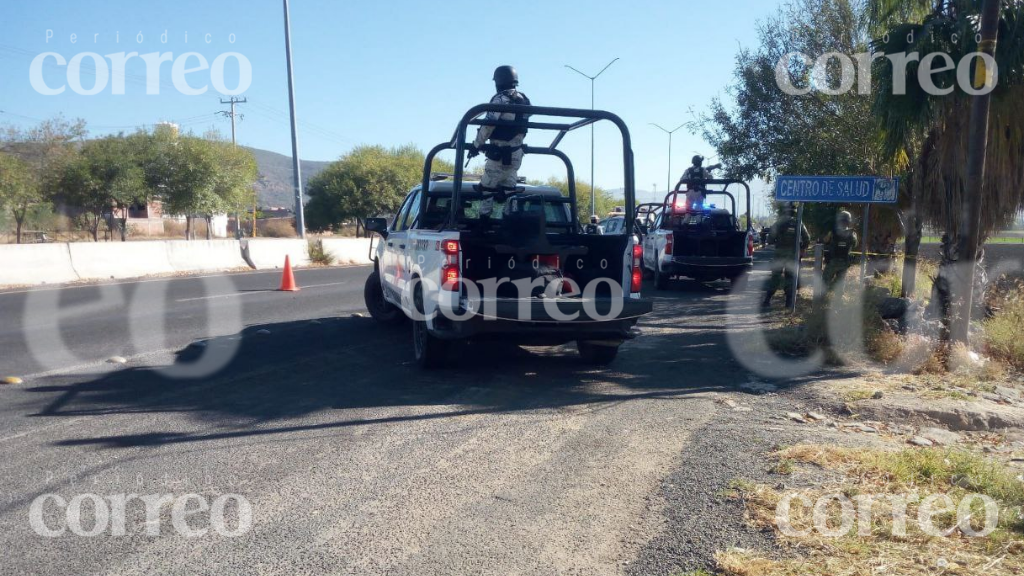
{"left": 774, "top": 176, "right": 899, "bottom": 307}
{"left": 791, "top": 203, "right": 804, "bottom": 313}
{"left": 860, "top": 204, "right": 871, "bottom": 280}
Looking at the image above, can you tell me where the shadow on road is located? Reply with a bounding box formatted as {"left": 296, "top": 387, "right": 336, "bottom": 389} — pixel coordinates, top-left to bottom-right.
{"left": 25, "top": 270, "right": 850, "bottom": 450}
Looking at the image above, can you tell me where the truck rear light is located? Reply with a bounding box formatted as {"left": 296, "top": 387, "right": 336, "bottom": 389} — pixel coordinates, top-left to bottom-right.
{"left": 747, "top": 234, "right": 755, "bottom": 257}
{"left": 442, "top": 239, "right": 460, "bottom": 255}
{"left": 442, "top": 265, "right": 459, "bottom": 291}
{"left": 533, "top": 254, "right": 560, "bottom": 268}
{"left": 631, "top": 267, "right": 642, "bottom": 293}
{"left": 632, "top": 244, "right": 643, "bottom": 261}
{"left": 665, "top": 233, "right": 673, "bottom": 256}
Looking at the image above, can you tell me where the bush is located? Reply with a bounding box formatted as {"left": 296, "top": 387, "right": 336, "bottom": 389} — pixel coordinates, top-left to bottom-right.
{"left": 260, "top": 219, "right": 296, "bottom": 238}
{"left": 985, "top": 283, "right": 1024, "bottom": 371}
{"left": 307, "top": 239, "right": 334, "bottom": 266}
{"left": 872, "top": 254, "right": 938, "bottom": 303}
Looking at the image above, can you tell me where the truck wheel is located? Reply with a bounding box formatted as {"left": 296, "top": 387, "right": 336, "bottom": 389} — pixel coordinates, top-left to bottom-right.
{"left": 364, "top": 270, "right": 404, "bottom": 325}
{"left": 577, "top": 341, "right": 621, "bottom": 366}
{"left": 654, "top": 261, "right": 669, "bottom": 291}
{"left": 412, "top": 284, "right": 450, "bottom": 369}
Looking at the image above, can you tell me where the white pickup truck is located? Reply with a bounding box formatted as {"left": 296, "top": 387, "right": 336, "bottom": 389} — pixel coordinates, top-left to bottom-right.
{"left": 362, "top": 104, "right": 654, "bottom": 368}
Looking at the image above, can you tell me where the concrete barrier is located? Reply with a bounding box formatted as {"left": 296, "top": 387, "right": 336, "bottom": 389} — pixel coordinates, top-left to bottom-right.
{"left": 245, "top": 239, "right": 311, "bottom": 269}
{"left": 68, "top": 241, "right": 175, "bottom": 280}
{"left": 165, "top": 239, "right": 249, "bottom": 272}
{"left": 320, "top": 238, "right": 374, "bottom": 266}
{"left": 0, "top": 244, "right": 80, "bottom": 286}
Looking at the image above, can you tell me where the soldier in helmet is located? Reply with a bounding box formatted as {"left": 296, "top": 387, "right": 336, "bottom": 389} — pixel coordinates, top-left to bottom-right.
{"left": 764, "top": 202, "right": 810, "bottom": 309}
{"left": 468, "top": 65, "right": 532, "bottom": 197}
{"left": 821, "top": 210, "right": 859, "bottom": 289}
{"left": 678, "top": 155, "right": 722, "bottom": 209}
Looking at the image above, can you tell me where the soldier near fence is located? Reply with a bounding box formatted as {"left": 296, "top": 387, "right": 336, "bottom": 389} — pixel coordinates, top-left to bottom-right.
{"left": 469, "top": 65, "right": 531, "bottom": 194}
{"left": 763, "top": 203, "right": 810, "bottom": 309}
{"left": 821, "top": 210, "right": 858, "bottom": 289}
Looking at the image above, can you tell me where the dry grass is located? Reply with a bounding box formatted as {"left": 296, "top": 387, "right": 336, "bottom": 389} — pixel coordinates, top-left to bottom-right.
{"left": 307, "top": 239, "right": 335, "bottom": 266}
{"left": 259, "top": 219, "right": 296, "bottom": 238}
{"left": 717, "top": 445, "right": 1024, "bottom": 576}
{"left": 984, "top": 282, "right": 1024, "bottom": 372}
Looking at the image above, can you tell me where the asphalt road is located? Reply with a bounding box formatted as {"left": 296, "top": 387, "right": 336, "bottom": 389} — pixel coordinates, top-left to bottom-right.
{"left": 0, "top": 262, "right": 826, "bottom": 575}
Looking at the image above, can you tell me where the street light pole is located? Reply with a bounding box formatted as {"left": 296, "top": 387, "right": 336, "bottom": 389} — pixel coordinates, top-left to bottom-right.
{"left": 650, "top": 123, "right": 686, "bottom": 193}
{"left": 282, "top": 0, "right": 306, "bottom": 239}
{"left": 565, "top": 58, "right": 619, "bottom": 217}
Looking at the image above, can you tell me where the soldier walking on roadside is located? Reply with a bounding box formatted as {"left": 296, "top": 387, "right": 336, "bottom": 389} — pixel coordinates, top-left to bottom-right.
{"left": 763, "top": 203, "right": 810, "bottom": 309}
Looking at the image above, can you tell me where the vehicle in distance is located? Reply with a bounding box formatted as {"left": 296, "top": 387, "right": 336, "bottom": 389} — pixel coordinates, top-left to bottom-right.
{"left": 641, "top": 178, "right": 755, "bottom": 290}
{"left": 363, "top": 104, "right": 654, "bottom": 368}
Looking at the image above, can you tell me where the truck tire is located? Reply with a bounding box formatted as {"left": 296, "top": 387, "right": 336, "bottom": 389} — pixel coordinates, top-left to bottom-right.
{"left": 654, "top": 260, "right": 669, "bottom": 291}
{"left": 364, "top": 270, "right": 404, "bottom": 325}
{"left": 412, "top": 283, "right": 451, "bottom": 369}
{"left": 577, "top": 340, "right": 621, "bottom": 366}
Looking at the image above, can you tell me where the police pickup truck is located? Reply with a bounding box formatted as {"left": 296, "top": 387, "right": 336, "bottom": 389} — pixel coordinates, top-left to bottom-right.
{"left": 362, "top": 104, "right": 654, "bottom": 368}
{"left": 641, "top": 178, "right": 755, "bottom": 290}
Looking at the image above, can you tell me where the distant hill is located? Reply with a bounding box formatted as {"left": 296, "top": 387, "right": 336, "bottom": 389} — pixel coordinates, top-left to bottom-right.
{"left": 606, "top": 188, "right": 657, "bottom": 204}
{"left": 245, "top": 147, "right": 331, "bottom": 209}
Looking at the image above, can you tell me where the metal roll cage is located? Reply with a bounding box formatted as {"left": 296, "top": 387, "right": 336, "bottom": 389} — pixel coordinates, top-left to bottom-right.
{"left": 668, "top": 178, "right": 753, "bottom": 231}
{"left": 421, "top": 104, "right": 636, "bottom": 234}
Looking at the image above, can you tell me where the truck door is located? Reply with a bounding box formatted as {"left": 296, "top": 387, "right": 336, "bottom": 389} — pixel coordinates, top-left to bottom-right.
{"left": 384, "top": 191, "right": 416, "bottom": 296}
{"left": 643, "top": 212, "right": 661, "bottom": 270}
{"left": 392, "top": 189, "right": 422, "bottom": 310}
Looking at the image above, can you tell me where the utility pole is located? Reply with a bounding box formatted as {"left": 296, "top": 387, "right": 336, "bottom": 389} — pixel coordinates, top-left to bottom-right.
{"left": 565, "top": 58, "right": 619, "bottom": 217}
{"left": 219, "top": 96, "right": 247, "bottom": 145}
{"left": 219, "top": 97, "right": 247, "bottom": 239}
{"left": 649, "top": 123, "right": 685, "bottom": 193}
{"left": 951, "top": 0, "right": 1001, "bottom": 344}
{"left": 282, "top": 0, "right": 306, "bottom": 238}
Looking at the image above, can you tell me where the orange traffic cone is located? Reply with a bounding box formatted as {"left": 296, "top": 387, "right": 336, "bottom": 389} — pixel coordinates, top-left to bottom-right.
{"left": 278, "top": 255, "right": 300, "bottom": 292}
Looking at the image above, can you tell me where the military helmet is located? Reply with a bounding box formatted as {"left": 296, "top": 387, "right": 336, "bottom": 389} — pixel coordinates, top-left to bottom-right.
{"left": 838, "top": 210, "right": 852, "bottom": 224}
{"left": 692, "top": 155, "right": 704, "bottom": 166}
{"left": 590, "top": 215, "right": 599, "bottom": 224}
{"left": 493, "top": 65, "right": 519, "bottom": 88}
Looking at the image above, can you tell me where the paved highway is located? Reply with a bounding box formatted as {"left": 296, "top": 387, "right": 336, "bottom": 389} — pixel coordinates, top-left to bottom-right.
{"left": 0, "top": 260, "right": 904, "bottom": 574}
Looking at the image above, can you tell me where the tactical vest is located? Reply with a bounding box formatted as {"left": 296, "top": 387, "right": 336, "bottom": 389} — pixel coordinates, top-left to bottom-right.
{"left": 831, "top": 229, "right": 854, "bottom": 260}
{"left": 490, "top": 90, "right": 531, "bottom": 141}
{"left": 775, "top": 219, "right": 798, "bottom": 251}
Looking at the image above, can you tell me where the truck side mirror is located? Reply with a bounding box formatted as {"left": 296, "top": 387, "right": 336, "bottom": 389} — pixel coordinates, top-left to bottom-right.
{"left": 365, "top": 217, "right": 388, "bottom": 238}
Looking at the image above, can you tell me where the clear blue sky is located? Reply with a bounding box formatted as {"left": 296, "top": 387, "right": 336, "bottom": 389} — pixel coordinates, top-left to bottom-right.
{"left": 1, "top": 0, "right": 780, "bottom": 216}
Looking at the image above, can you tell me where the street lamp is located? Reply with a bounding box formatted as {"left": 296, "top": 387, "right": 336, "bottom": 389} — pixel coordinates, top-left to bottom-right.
{"left": 283, "top": 0, "right": 305, "bottom": 238}
{"left": 649, "top": 122, "right": 685, "bottom": 194}
{"left": 565, "top": 58, "right": 619, "bottom": 217}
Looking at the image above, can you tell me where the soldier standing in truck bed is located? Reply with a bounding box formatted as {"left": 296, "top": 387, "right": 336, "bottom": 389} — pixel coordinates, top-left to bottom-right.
{"left": 469, "top": 65, "right": 532, "bottom": 197}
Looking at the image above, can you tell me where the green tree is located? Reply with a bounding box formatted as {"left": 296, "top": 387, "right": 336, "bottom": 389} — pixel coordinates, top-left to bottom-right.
{"left": 146, "top": 132, "right": 256, "bottom": 240}
{"left": 206, "top": 137, "right": 258, "bottom": 239}
{"left": 0, "top": 153, "right": 41, "bottom": 243}
{"left": 0, "top": 115, "right": 87, "bottom": 241}
{"left": 86, "top": 136, "right": 148, "bottom": 241}
{"left": 867, "top": 0, "right": 1024, "bottom": 299}
{"left": 697, "top": 0, "right": 904, "bottom": 252}
{"left": 541, "top": 177, "right": 618, "bottom": 223}
{"left": 305, "top": 144, "right": 452, "bottom": 235}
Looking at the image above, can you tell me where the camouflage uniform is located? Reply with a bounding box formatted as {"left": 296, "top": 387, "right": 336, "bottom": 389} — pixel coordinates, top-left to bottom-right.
{"left": 822, "top": 228, "right": 858, "bottom": 288}
{"left": 764, "top": 215, "right": 810, "bottom": 307}
{"left": 474, "top": 89, "right": 531, "bottom": 191}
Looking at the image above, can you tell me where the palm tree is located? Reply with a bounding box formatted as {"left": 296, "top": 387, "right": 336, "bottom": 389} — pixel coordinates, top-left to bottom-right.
{"left": 868, "top": 0, "right": 1024, "bottom": 322}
